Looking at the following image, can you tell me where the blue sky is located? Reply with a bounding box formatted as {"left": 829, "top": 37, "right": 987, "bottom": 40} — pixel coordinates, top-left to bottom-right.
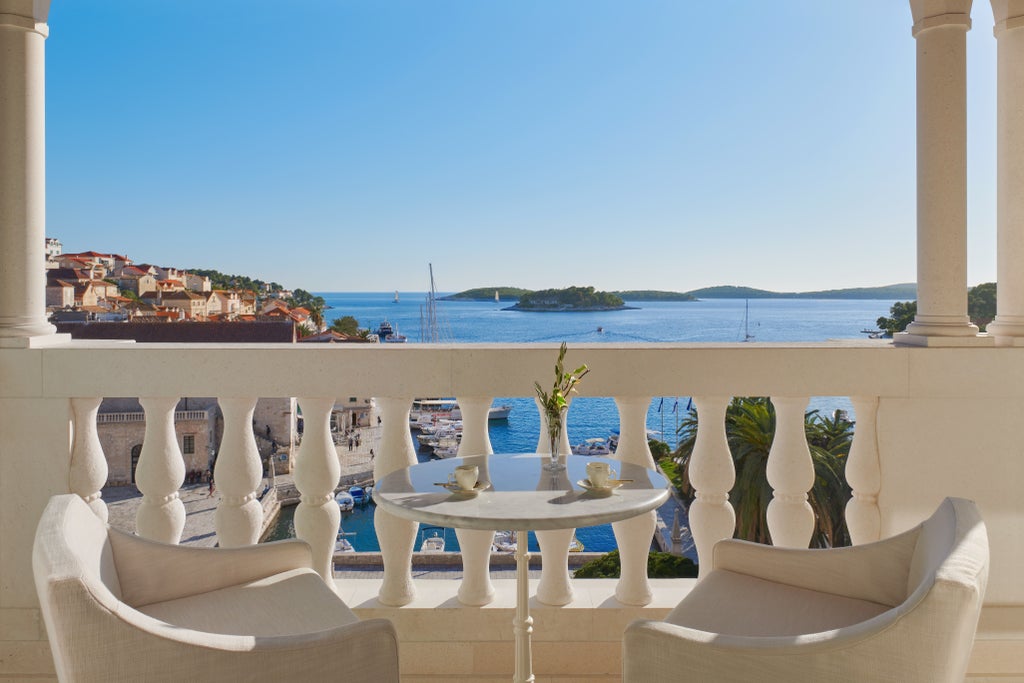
{"left": 46, "top": 1, "right": 998, "bottom": 293}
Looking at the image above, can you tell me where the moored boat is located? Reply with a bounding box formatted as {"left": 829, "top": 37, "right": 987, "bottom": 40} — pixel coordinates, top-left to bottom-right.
{"left": 420, "top": 526, "right": 447, "bottom": 553}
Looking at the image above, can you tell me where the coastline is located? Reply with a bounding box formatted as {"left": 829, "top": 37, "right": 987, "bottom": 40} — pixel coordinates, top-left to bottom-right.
{"left": 501, "top": 304, "right": 639, "bottom": 312}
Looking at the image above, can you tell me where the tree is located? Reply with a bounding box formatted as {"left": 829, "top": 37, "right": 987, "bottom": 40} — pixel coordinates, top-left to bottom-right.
{"left": 673, "top": 397, "right": 854, "bottom": 548}
{"left": 876, "top": 300, "right": 916, "bottom": 336}
{"left": 329, "top": 315, "right": 368, "bottom": 338}
{"left": 968, "top": 282, "right": 996, "bottom": 331}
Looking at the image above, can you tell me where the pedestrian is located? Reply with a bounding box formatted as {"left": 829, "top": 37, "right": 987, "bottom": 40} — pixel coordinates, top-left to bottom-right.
{"left": 348, "top": 436, "right": 353, "bottom": 451}
{"left": 271, "top": 439, "right": 277, "bottom": 454}
{"left": 377, "top": 415, "right": 381, "bottom": 426}
{"left": 369, "top": 449, "right": 375, "bottom": 460}
{"left": 265, "top": 424, "right": 271, "bottom": 439}
{"left": 207, "top": 472, "right": 215, "bottom": 497}
{"left": 355, "top": 433, "right": 361, "bottom": 447}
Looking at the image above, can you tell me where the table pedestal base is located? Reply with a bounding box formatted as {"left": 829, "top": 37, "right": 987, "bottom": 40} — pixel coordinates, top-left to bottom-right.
{"left": 513, "top": 535, "right": 534, "bottom": 683}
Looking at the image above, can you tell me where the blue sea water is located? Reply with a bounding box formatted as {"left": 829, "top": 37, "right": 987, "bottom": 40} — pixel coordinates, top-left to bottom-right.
{"left": 273, "top": 293, "right": 898, "bottom": 553}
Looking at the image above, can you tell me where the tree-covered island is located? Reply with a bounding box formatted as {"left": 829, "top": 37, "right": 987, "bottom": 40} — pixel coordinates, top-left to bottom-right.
{"left": 505, "top": 286, "right": 636, "bottom": 312}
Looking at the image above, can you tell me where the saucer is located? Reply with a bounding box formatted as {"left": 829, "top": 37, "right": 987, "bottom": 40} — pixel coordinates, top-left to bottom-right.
{"left": 437, "top": 481, "right": 490, "bottom": 497}
{"left": 577, "top": 479, "right": 624, "bottom": 496}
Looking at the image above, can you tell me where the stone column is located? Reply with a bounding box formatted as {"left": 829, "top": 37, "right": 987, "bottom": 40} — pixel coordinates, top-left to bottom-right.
{"left": 986, "top": 1, "right": 1024, "bottom": 345}
{"left": 900, "top": 0, "right": 982, "bottom": 345}
{"left": 0, "top": 5, "right": 55, "bottom": 343}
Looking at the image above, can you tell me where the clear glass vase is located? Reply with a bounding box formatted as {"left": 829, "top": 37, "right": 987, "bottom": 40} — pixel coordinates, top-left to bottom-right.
{"left": 545, "top": 421, "right": 565, "bottom": 471}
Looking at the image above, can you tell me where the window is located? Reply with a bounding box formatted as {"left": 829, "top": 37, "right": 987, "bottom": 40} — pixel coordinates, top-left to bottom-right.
{"left": 182, "top": 434, "right": 195, "bottom": 455}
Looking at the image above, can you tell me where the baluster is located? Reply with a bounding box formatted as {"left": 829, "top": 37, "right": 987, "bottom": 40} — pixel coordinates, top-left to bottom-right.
{"left": 374, "top": 396, "right": 419, "bottom": 606}
{"left": 688, "top": 396, "right": 735, "bottom": 578}
{"left": 766, "top": 396, "right": 815, "bottom": 548}
{"left": 293, "top": 397, "right": 340, "bottom": 582}
{"left": 845, "top": 396, "right": 881, "bottom": 544}
{"left": 534, "top": 396, "right": 575, "bottom": 606}
{"left": 70, "top": 397, "right": 109, "bottom": 522}
{"left": 454, "top": 396, "right": 496, "bottom": 606}
{"left": 214, "top": 397, "right": 263, "bottom": 547}
{"left": 136, "top": 397, "right": 186, "bottom": 543}
{"left": 611, "top": 396, "right": 657, "bottom": 605}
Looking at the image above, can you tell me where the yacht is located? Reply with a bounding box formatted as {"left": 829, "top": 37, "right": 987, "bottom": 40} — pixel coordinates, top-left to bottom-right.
{"left": 375, "top": 319, "right": 407, "bottom": 343}
{"left": 335, "top": 490, "right": 354, "bottom": 512}
{"left": 571, "top": 438, "right": 612, "bottom": 456}
{"left": 420, "top": 526, "right": 447, "bottom": 553}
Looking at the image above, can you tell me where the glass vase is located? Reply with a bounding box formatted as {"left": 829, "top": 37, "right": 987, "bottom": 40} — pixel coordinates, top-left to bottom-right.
{"left": 545, "top": 421, "right": 565, "bottom": 471}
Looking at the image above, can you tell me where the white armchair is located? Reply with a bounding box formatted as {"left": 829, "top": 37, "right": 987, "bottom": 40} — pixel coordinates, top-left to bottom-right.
{"left": 623, "top": 497, "right": 988, "bottom": 682}
{"left": 33, "top": 494, "right": 400, "bottom": 682}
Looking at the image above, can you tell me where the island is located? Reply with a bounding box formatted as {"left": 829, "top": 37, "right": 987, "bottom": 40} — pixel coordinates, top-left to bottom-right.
{"left": 504, "top": 286, "right": 636, "bottom": 312}
{"left": 441, "top": 287, "right": 531, "bottom": 301}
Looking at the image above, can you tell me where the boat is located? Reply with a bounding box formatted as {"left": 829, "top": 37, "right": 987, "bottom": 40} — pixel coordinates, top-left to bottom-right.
{"left": 334, "top": 527, "right": 356, "bottom": 553}
{"left": 410, "top": 398, "right": 511, "bottom": 427}
{"left": 420, "top": 263, "right": 454, "bottom": 343}
{"left": 419, "top": 526, "right": 447, "bottom": 553}
{"left": 495, "top": 290, "right": 500, "bottom": 303}
{"left": 492, "top": 530, "right": 517, "bottom": 552}
{"left": 569, "top": 533, "right": 584, "bottom": 552}
{"left": 571, "top": 437, "right": 612, "bottom": 456}
{"left": 375, "top": 319, "right": 407, "bottom": 343}
{"left": 393, "top": 290, "right": 399, "bottom": 304}
{"left": 742, "top": 299, "right": 755, "bottom": 342}
{"left": 349, "top": 485, "right": 370, "bottom": 505}
{"left": 335, "top": 490, "right": 354, "bottom": 512}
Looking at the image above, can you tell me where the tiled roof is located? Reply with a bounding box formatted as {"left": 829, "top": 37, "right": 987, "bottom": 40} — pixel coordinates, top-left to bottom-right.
{"left": 54, "top": 321, "right": 297, "bottom": 343}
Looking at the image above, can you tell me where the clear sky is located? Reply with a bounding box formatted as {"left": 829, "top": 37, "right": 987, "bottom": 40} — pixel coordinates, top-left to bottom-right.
{"left": 45, "top": 1, "right": 998, "bottom": 293}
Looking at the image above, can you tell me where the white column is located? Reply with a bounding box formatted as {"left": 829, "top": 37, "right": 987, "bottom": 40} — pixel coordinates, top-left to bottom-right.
{"left": 0, "top": 8, "right": 55, "bottom": 343}
{"left": 293, "top": 397, "right": 340, "bottom": 582}
{"left": 765, "top": 396, "right": 815, "bottom": 548}
{"left": 135, "top": 397, "right": 186, "bottom": 544}
{"left": 70, "top": 398, "right": 109, "bottom": 522}
{"left": 214, "top": 397, "right": 264, "bottom": 547}
{"left": 454, "top": 395, "right": 496, "bottom": 606}
{"left": 611, "top": 396, "right": 657, "bottom": 606}
{"left": 687, "top": 396, "right": 735, "bottom": 577}
{"left": 987, "top": 0, "right": 1024, "bottom": 345}
{"left": 534, "top": 396, "right": 575, "bottom": 606}
{"left": 845, "top": 397, "right": 882, "bottom": 544}
{"left": 374, "top": 396, "right": 419, "bottom": 606}
{"left": 901, "top": 0, "right": 981, "bottom": 345}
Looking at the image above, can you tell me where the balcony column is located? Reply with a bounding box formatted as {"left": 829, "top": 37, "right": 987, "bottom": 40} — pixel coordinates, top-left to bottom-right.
{"left": 534, "top": 396, "right": 576, "bottom": 606}
{"left": 987, "top": 0, "right": 1024, "bottom": 345}
{"left": 845, "top": 397, "right": 882, "bottom": 544}
{"left": 687, "top": 396, "right": 735, "bottom": 577}
{"left": 0, "top": 7, "right": 55, "bottom": 343}
{"left": 136, "top": 397, "right": 186, "bottom": 543}
{"left": 293, "top": 397, "right": 340, "bottom": 582}
{"left": 70, "top": 398, "right": 109, "bottom": 522}
{"left": 214, "top": 397, "right": 263, "bottom": 547}
{"left": 766, "top": 396, "right": 814, "bottom": 548}
{"left": 454, "top": 396, "right": 496, "bottom": 606}
{"left": 900, "top": 0, "right": 982, "bottom": 345}
{"left": 612, "top": 396, "right": 657, "bottom": 606}
{"left": 374, "top": 396, "right": 419, "bottom": 606}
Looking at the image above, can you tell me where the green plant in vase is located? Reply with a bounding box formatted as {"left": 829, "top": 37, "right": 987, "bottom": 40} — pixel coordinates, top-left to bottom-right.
{"left": 535, "top": 342, "right": 589, "bottom": 471}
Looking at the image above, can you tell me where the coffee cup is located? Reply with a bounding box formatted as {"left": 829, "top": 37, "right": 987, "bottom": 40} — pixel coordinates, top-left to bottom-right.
{"left": 586, "top": 461, "right": 614, "bottom": 488}
{"left": 454, "top": 464, "right": 479, "bottom": 491}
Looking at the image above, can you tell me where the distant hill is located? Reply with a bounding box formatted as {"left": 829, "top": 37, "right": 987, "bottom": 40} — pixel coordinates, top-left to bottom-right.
{"left": 684, "top": 283, "right": 918, "bottom": 300}
{"left": 613, "top": 290, "right": 697, "bottom": 302}
{"left": 442, "top": 287, "right": 531, "bottom": 301}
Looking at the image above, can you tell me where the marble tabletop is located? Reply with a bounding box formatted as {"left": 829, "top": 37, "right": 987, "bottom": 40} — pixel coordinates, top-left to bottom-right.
{"left": 373, "top": 453, "right": 670, "bottom": 532}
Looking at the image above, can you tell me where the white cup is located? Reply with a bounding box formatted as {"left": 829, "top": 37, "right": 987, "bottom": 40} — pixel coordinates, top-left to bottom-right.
{"left": 454, "top": 465, "right": 478, "bottom": 490}
{"left": 586, "top": 461, "right": 615, "bottom": 488}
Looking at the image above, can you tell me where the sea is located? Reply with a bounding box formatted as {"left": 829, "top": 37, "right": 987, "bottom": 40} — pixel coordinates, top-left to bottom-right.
{"left": 265, "top": 294, "right": 898, "bottom": 554}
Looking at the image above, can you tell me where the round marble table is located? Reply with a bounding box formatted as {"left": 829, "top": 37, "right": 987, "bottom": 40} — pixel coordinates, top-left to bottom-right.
{"left": 374, "top": 453, "right": 670, "bottom": 683}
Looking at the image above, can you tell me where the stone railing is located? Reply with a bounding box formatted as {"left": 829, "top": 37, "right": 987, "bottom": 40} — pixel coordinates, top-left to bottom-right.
{"left": 95, "top": 409, "right": 209, "bottom": 423}
{"left": 20, "top": 340, "right": 1024, "bottom": 617}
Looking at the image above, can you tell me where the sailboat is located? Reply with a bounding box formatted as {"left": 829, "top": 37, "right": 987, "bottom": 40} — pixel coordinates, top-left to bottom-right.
{"left": 419, "top": 264, "right": 453, "bottom": 343}
{"left": 495, "top": 290, "right": 500, "bottom": 303}
{"left": 393, "top": 290, "right": 399, "bottom": 304}
{"left": 743, "top": 299, "right": 755, "bottom": 342}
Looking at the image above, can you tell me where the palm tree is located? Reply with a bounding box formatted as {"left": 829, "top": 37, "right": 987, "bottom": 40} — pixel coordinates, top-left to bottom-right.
{"left": 674, "top": 397, "right": 853, "bottom": 548}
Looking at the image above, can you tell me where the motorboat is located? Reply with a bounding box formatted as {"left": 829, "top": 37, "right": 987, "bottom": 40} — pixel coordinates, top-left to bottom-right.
{"left": 571, "top": 437, "right": 612, "bottom": 456}
{"left": 410, "top": 398, "right": 511, "bottom": 425}
{"left": 335, "top": 490, "right": 354, "bottom": 512}
{"left": 420, "top": 526, "right": 447, "bottom": 553}
{"left": 375, "top": 319, "right": 407, "bottom": 343}
{"left": 349, "top": 485, "right": 370, "bottom": 505}
{"left": 335, "top": 527, "right": 355, "bottom": 553}
{"left": 492, "top": 530, "right": 517, "bottom": 553}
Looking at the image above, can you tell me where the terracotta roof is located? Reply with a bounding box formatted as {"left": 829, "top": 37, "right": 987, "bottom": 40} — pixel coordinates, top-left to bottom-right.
{"left": 298, "top": 331, "right": 373, "bottom": 344}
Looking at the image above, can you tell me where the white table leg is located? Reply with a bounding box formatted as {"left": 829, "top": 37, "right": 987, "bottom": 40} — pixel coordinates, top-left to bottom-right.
{"left": 513, "top": 533, "right": 535, "bottom": 683}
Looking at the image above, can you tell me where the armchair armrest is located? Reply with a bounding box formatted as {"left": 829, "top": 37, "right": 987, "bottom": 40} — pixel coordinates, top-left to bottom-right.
{"left": 109, "top": 529, "right": 315, "bottom": 607}
{"left": 711, "top": 526, "right": 920, "bottom": 607}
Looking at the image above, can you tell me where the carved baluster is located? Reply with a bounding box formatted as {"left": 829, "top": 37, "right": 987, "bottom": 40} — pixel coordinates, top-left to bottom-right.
{"left": 611, "top": 396, "right": 657, "bottom": 605}
{"left": 136, "top": 397, "right": 186, "bottom": 543}
{"left": 214, "top": 397, "right": 263, "bottom": 547}
{"left": 294, "top": 397, "right": 340, "bottom": 582}
{"left": 454, "top": 395, "right": 496, "bottom": 606}
{"left": 688, "top": 396, "right": 735, "bottom": 577}
{"left": 70, "top": 397, "right": 109, "bottom": 522}
{"left": 535, "top": 396, "right": 576, "bottom": 606}
{"left": 374, "top": 396, "right": 419, "bottom": 606}
{"left": 845, "top": 396, "right": 881, "bottom": 544}
{"left": 766, "top": 396, "right": 815, "bottom": 548}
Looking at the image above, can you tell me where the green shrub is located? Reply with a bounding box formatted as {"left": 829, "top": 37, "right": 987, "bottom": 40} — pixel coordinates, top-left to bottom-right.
{"left": 573, "top": 550, "right": 698, "bottom": 579}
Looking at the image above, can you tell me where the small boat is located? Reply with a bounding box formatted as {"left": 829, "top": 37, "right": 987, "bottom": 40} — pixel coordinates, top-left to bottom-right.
{"left": 349, "top": 485, "right": 370, "bottom": 505}
{"left": 571, "top": 437, "right": 612, "bottom": 456}
{"left": 394, "top": 290, "right": 400, "bottom": 304}
{"left": 420, "top": 526, "right": 447, "bottom": 553}
{"left": 569, "top": 533, "right": 584, "bottom": 552}
{"left": 335, "top": 490, "right": 354, "bottom": 512}
{"left": 375, "top": 319, "right": 407, "bottom": 343}
{"left": 335, "top": 527, "right": 356, "bottom": 553}
{"left": 493, "top": 530, "right": 517, "bottom": 553}
{"left": 410, "top": 398, "right": 512, "bottom": 426}
{"left": 495, "top": 290, "right": 500, "bottom": 303}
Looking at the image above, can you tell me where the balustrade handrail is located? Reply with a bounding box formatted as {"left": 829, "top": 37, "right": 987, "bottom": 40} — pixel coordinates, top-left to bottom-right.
{"left": 17, "top": 338, "right": 1023, "bottom": 401}
{"left": 96, "top": 410, "right": 208, "bottom": 423}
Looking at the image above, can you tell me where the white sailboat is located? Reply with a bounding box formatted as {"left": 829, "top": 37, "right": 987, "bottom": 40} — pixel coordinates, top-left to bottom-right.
{"left": 393, "top": 290, "right": 399, "bottom": 304}
{"left": 495, "top": 290, "right": 500, "bottom": 303}
{"left": 743, "top": 299, "right": 755, "bottom": 342}
{"left": 419, "top": 263, "right": 454, "bottom": 343}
